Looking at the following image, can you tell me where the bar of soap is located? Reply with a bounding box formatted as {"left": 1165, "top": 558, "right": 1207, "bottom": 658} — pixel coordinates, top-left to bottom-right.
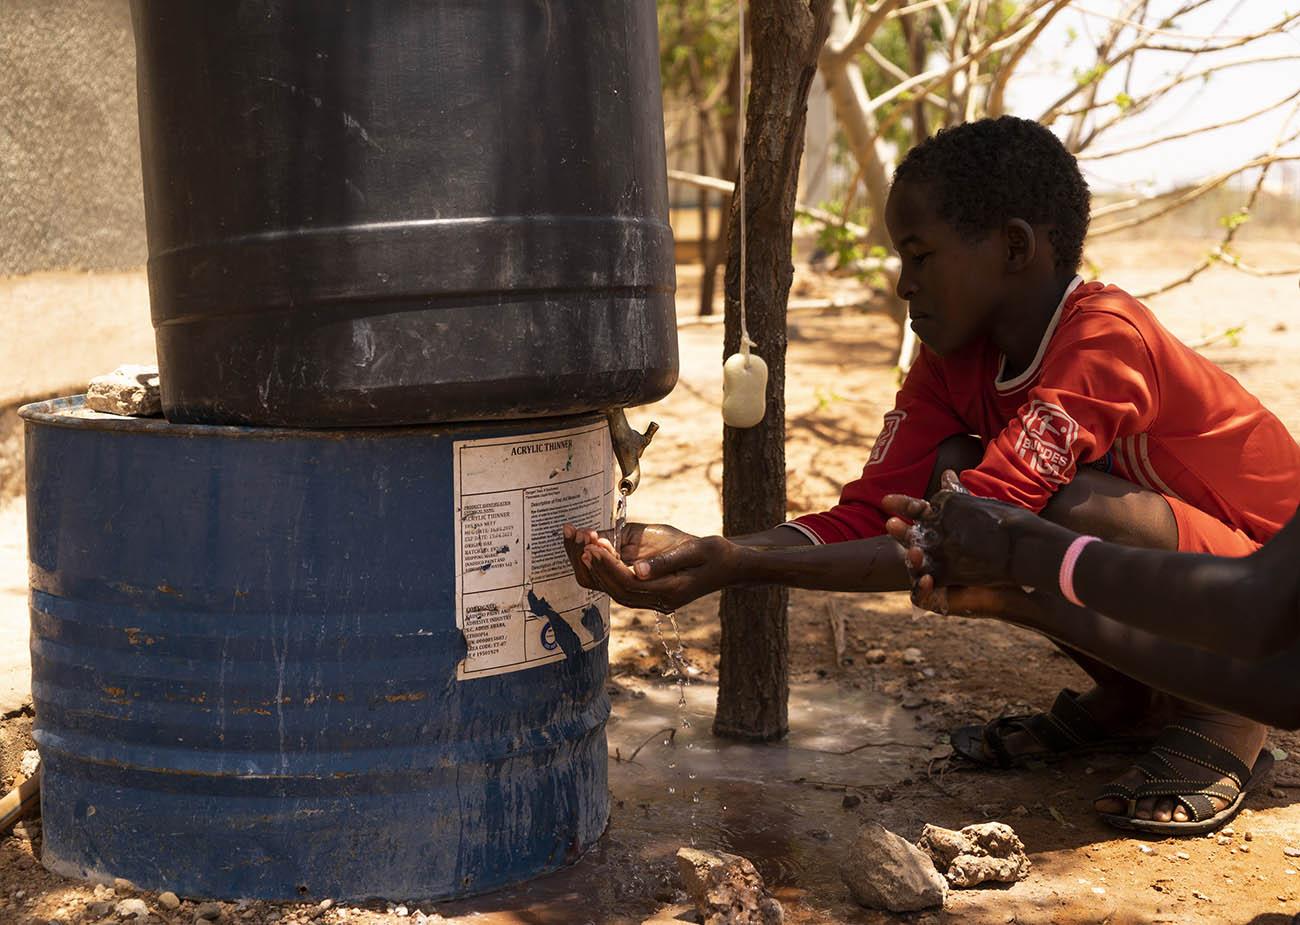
{"left": 722, "top": 352, "right": 767, "bottom": 428}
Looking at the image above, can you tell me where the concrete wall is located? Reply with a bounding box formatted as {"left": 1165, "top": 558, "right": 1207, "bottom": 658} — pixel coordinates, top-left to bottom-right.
{"left": 0, "top": 0, "right": 154, "bottom": 405}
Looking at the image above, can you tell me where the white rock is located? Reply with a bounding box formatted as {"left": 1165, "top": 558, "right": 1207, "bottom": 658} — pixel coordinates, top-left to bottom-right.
{"left": 114, "top": 897, "right": 149, "bottom": 919}
{"left": 901, "top": 648, "right": 924, "bottom": 665}
{"left": 841, "top": 822, "right": 947, "bottom": 912}
{"left": 677, "top": 847, "right": 783, "bottom": 924}
{"left": 86, "top": 365, "right": 162, "bottom": 417}
{"left": 158, "top": 891, "right": 181, "bottom": 910}
{"left": 19, "top": 750, "right": 39, "bottom": 779}
{"left": 917, "top": 822, "right": 1031, "bottom": 888}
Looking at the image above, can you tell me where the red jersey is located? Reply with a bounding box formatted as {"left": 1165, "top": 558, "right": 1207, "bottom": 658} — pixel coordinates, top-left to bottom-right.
{"left": 789, "top": 278, "right": 1300, "bottom": 549}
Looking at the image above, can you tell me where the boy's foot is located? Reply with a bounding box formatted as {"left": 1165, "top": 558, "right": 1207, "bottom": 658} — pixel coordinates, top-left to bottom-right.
{"left": 953, "top": 683, "right": 1161, "bottom": 768}
{"left": 1093, "top": 707, "right": 1269, "bottom": 827}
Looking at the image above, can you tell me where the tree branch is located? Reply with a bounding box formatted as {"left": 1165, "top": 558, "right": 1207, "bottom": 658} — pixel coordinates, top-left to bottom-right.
{"left": 667, "top": 168, "right": 871, "bottom": 238}
{"left": 1078, "top": 87, "right": 1300, "bottom": 161}
{"left": 1090, "top": 151, "right": 1300, "bottom": 237}
{"left": 827, "top": 0, "right": 905, "bottom": 60}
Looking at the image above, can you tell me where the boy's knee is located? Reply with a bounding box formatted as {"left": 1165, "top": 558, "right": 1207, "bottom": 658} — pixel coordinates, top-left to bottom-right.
{"left": 1042, "top": 469, "right": 1178, "bottom": 550}
{"left": 928, "top": 434, "right": 983, "bottom": 496}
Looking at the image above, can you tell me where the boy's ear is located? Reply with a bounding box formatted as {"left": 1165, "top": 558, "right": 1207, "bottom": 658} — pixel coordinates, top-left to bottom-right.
{"left": 1004, "top": 219, "right": 1037, "bottom": 272}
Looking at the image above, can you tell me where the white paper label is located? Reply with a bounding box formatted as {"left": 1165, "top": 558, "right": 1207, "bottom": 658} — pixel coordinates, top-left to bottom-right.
{"left": 453, "top": 421, "right": 615, "bottom": 680}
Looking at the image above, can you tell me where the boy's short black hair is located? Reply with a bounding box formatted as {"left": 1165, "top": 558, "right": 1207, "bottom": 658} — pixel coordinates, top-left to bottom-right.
{"left": 893, "top": 116, "right": 1091, "bottom": 274}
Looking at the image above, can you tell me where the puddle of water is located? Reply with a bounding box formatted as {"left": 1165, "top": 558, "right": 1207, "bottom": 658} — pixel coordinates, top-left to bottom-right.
{"left": 430, "top": 681, "right": 932, "bottom": 923}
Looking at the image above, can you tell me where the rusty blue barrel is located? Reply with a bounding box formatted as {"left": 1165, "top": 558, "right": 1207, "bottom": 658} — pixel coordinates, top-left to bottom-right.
{"left": 22, "top": 397, "right": 615, "bottom": 900}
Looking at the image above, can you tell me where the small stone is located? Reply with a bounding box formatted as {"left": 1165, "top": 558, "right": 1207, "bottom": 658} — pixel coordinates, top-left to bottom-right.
{"left": 158, "top": 892, "right": 181, "bottom": 910}
{"left": 114, "top": 898, "right": 149, "bottom": 919}
{"left": 319, "top": 899, "right": 333, "bottom": 910}
{"left": 1192, "top": 890, "right": 1210, "bottom": 901}
{"left": 1217, "top": 835, "right": 1232, "bottom": 846}
{"left": 1139, "top": 845, "right": 1154, "bottom": 855}
{"left": 1246, "top": 831, "right": 1255, "bottom": 841}
{"left": 1223, "top": 827, "right": 1235, "bottom": 836}
{"left": 86, "top": 366, "right": 162, "bottom": 417}
{"left": 113, "top": 878, "right": 136, "bottom": 893}
{"left": 11, "top": 821, "right": 32, "bottom": 841}
{"left": 1271, "top": 747, "right": 1289, "bottom": 762}
{"left": 1241, "top": 844, "right": 1251, "bottom": 853}
{"left": 19, "top": 750, "right": 40, "bottom": 779}
{"left": 901, "top": 647, "right": 924, "bottom": 665}
{"left": 840, "top": 822, "right": 947, "bottom": 912}
{"left": 394, "top": 905, "right": 409, "bottom": 917}
{"left": 865, "top": 649, "right": 887, "bottom": 664}
{"left": 921, "top": 668, "right": 936, "bottom": 679}
{"left": 13, "top": 890, "right": 23, "bottom": 899}
{"left": 1092, "top": 886, "right": 1106, "bottom": 895}
{"left": 677, "top": 847, "right": 783, "bottom": 924}
{"left": 86, "top": 901, "right": 114, "bottom": 918}
{"left": 1270, "top": 788, "right": 1287, "bottom": 799}
{"left": 1176, "top": 852, "right": 1190, "bottom": 860}
{"left": 1287, "top": 869, "right": 1298, "bottom": 876}
{"left": 195, "top": 902, "right": 223, "bottom": 921}
{"left": 1285, "top": 846, "right": 1300, "bottom": 858}
{"left": 842, "top": 794, "right": 862, "bottom": 810}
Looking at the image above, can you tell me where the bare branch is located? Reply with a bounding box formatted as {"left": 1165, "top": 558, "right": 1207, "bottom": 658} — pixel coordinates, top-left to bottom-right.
{"left": 886, "top": 0, "right": 949, "bottom": 21}
{"left": 1047, "top": 54, "right": 1300, "bottom": 127}
{"left": 987, "top": 0, "right": 1072, "bottom": 117}
{"left": 1090, "top": 151, "right": 1300, "bottom": 236}
{"left": 1039, "top": 2, "right": 1287, "bottom": 127}
{"left": 862, "top": 44, "right": 949, "bottom": 110}
{"left": 1071, "top": 4, "right": 1300, "bottom": 48}
{"left": 1079, "top": 87, "right": 1300, "bottom": 161}
{"left": 828, "top": 0, "right": 906, "bottom": 60}
{"left": 869, "top": 4, "right": 1054, "bottom": 131}
{"left": 666, "top": 168, "right": 871, "bottom": 238}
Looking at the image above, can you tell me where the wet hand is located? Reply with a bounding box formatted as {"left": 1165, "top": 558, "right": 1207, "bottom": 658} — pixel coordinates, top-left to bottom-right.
{"left": 882, "top": 470, "right": 1030, "bottom": 589}
{"left": 574, "top": 526, "right": 739, "bottom": 612}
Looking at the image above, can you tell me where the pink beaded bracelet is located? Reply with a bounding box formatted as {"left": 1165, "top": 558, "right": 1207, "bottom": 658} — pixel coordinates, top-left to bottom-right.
{"left": 1058, "top": 535, "right": 1100, "bottom": 607}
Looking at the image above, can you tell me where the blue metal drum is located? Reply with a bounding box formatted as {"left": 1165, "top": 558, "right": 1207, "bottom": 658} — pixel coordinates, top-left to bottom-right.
{"left": 22, "top": 397, "right": 616, "bottom": 900}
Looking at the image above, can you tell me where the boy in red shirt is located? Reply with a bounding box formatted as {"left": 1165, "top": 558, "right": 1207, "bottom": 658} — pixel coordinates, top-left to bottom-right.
{"left": 566, "top": 116, "right": 1299, "bottom": 833}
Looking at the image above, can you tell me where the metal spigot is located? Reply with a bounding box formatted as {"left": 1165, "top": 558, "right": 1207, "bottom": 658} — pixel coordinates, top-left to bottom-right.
{"left": 606, "top": 409, "right": 659, "bottom": 496}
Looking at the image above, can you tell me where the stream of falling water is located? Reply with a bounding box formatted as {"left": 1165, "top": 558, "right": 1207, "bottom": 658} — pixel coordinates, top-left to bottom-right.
{"left": 654, "top": 610, "right": 701, "bottom": 842}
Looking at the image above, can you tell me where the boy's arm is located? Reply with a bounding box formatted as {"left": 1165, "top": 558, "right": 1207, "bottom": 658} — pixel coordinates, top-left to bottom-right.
{"left": 944, "top": 586, "right": 1300, "bottom": 730}
{"left": 574, "top": 351, "right": 969, "bottom": 609}
{"left": 961, "top": 313, "right": 1157, "bottom": 510}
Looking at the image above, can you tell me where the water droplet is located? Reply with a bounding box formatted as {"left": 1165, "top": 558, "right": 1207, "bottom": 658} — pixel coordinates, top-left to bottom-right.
{"left": 668, "top": 762, "right": 677, "bottom": 769}
{"left": 667, "top": 787, "right": 676, "bottom": 795}
{"left": 688, "top": 773, "right": 697, "bottom": 780}
{"left": 692, "top": 793, "right": 701, "bottom": 803}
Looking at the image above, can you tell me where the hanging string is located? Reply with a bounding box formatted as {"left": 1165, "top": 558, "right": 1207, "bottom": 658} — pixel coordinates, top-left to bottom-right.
{"left": 737, "top": 0, "right": 752, "bottom": 363}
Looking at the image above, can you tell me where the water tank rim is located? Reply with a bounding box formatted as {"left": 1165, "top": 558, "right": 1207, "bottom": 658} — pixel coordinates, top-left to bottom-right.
{"left": 19, "top": 396, "right": 612, "bottom": 441}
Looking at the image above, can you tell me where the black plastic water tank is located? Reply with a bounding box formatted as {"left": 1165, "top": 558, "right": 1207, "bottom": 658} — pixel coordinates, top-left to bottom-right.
{"left": 131, "top": 1, "right": 678, "bottom": 426}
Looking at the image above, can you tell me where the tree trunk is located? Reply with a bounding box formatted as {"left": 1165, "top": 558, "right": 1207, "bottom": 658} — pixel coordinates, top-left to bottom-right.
{"left": 715, "top": 0, "right": 832, "bottom": 742}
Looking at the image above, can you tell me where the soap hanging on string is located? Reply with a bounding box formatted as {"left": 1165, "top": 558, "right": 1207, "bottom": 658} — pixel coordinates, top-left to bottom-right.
{"left": 722, "top": 338, "right": 767, "bottom": 429}
{"left": 721, "top": 0, "right": 766, "bottom": 430}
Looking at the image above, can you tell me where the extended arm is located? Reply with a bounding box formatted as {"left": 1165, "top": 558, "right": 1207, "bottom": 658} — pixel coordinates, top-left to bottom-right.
{"left": 952, "top": 586, "right": 1300, "bottom": 730}
{"left": 885, "top": 491, "right": 1300, "bottom": 659}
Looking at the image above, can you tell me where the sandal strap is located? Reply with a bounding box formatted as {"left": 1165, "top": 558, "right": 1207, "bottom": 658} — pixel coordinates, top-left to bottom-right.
{"left": 983, "top": 688, "right": 1107, "bottom": 761}
{"left": 1047, "top": 688, "right": 1109, "bottom": 742}
{"left": 1096, "top": 781, "right": 1138, "bottom": 802}
{"left": 1150, "top": 725, "right": 1252, "bottom": 788}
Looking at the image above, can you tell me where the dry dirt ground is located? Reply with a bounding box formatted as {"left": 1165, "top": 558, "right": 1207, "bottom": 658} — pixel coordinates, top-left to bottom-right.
{"left": 0, "top": 237, "right": 1298, "bottom": 924}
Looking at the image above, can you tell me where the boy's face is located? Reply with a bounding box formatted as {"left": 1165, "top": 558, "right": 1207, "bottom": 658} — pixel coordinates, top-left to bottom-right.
{"left": 885, "top": 179, "right": 1005, "bottom": 357}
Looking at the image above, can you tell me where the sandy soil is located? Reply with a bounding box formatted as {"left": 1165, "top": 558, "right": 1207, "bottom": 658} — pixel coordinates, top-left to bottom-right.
{"left": 0, "top": 237, "right": 1298, "bottom": 923}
